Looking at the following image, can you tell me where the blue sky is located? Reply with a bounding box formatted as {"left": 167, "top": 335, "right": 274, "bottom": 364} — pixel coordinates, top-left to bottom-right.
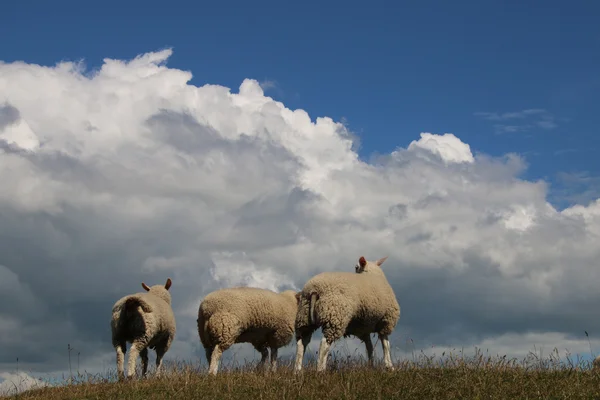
{"left": 1, "top": 0, "right": 598, "bottom": 209}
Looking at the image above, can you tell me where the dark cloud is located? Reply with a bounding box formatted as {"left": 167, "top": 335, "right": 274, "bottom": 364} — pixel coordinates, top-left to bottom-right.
{"left": 0, "top": 103, "right": 20, "bottom": 130}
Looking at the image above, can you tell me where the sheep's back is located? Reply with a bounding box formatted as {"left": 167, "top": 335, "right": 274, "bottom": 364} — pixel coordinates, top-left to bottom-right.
{"left": 199, "top": 287, "right": 290, "bottom": 330}
{"left": 145, "top": 293, "right": 176, "bottom": 330}
{"left": 112, "top": 292, "right": 175, "bottom": 331}
{"left": 303, "top": 271, "right": 399, "bottom": 327}
{"left": 303, "top": 272, "right": 369, "bottom": 298}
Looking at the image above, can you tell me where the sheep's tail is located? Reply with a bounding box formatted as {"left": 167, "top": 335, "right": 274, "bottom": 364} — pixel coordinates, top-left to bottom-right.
{"left": 124, "top": 296, "right": 152, "bottom": 315}
{"left": 205, "top": 312, "right": 242, "bottom": 346}
{"left": 112, "top": 296, "right": 153, "bottom": 341}
{"left": 196, "top": 311, "right": 211, "bottom": 347}
{"left": 308, "top": 292, "right": 319, "bottom": 325}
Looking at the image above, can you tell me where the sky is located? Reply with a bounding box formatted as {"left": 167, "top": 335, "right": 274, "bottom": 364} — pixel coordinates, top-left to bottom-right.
{"left": 0, "top": 0, "right": 599, "bottom": 393}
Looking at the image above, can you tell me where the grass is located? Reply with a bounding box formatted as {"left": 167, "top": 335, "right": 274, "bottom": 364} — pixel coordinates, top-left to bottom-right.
{"left": 4, "top": 348, "right": 600, "bottom": 399}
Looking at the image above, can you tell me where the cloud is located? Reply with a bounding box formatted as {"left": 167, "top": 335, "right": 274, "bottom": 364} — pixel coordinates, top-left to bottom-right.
{"left": 551, "top": 171, "right": 600, "bottom": 210}
{"left": 1, "top": 49, "right": 600, "bottom": 376}
{"left": 474, "top": 109, "right": 547, "bottom": 121}
{"left": 0, "top": 103, "right": 21, "bottom": 129}
{"left": 0, "top": 102, "right": 39, "bottom": 150}
{"left": 406, "top": 133, "right": 475, "bottom": 164}
{"left": 0, "top": 372, "right": 51, "bottom": 396}
{"left": 258, "top": 79, "right": 278, "bottom": 91}
{"left": 474, "top": 109, "right": 558, "bottom": 134}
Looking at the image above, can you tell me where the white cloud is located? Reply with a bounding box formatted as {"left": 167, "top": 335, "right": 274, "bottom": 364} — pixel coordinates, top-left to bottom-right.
{"left": 0, "top": 49, "right": 599, "bottom": 377}
{"left": 501, "top": 204, "right": 538, "bottom": 231}
{"left": 406, "top": 132, "right": 475, "bottom": 164}
{"left": 0, "top": 118, "right": 39, "bottom": 150}
{"left": 396, "top": 331, "right": 596, "bottom": 366}
{"left": 210, "top": 251, "right": 297, "bottom": 292}
{"left": 0, "top": 372, "right": 51, "bottom": 396}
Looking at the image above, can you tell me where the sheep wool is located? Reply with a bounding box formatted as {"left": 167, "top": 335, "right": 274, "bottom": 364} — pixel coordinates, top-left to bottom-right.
{"left": 294, "top": 256, "right": 400, "bottom": 372}
{"left": 110, "top": 278, "right": 176, "bottom": 380}
{"left": 197, "top": 287, "right": 298, "bottom": 375}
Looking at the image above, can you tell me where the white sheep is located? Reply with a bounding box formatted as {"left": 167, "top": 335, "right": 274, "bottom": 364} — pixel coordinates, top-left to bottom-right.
{"left": 294, "top": 256, "right": 400, "bottom": 372}
{"left": 111, "top": 278, "right": 176, "bottom": 380}
{"left": 197, "top": 287, "right": 298, "bottom": 375}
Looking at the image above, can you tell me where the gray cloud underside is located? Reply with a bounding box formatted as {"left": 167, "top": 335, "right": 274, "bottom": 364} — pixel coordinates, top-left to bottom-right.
{"left": 1, "top": 50, "right": 599, "bottom": 375}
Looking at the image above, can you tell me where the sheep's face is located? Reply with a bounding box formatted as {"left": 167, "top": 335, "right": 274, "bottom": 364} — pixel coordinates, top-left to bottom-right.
{"left": 355, "top": 256, "right": 388, "bottom": 274}
{"left": 141, "top": 278, "right": 173, "bottom": 305}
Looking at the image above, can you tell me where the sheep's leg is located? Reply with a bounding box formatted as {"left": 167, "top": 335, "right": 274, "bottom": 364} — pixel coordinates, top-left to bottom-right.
{"left": 253, "top": 344, "right": 269, "bottom": 371}
{"left": 269, "top": 347, "right": 278, "bottom": 372}
{"left": 379, "top": 333, "right": 394, "bottom": 370}
{"left": 208, "top": 344, "right": 223, "bottom": 376}
{"left": 318, "top": 322, "right": 344, "bottom": 372}
{"left": 140, "top": 348, "right": 149, "bottom": 377}
{"left": 316, "top": 336, "right": 333, "bottom": 372}
{"left": 360, "top": 334, "right": 374, "bottom": 367}
{"left": 114, "top": 342, "right": 126, "bottom": 381}
{"left": 126, "top": 341, "right": 144, "bottom": 379}
{"left": 155, "top": 346, "right": 166, "bottom": 377}
{"left": 205, "top": 346, "right": 214, "bottom": 366}
{"left": 259, "top": 349, "right": 268, "bottom": 369}
{"left": 294, "top": 331, "right": 313, "bottom": 372}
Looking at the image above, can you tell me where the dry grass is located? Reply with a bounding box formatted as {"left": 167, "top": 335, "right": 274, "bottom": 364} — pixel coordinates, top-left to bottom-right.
{"left": 4, "top": 349, "right": 600, "bottom": 400}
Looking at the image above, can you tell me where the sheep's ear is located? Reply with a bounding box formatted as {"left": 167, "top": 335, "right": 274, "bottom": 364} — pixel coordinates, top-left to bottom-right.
{"left": 359, "top": 256, "right": 367, "bottom": 268}
{"left": 141, "top": 282, "right": 151, "bottom": 291}
{"left": 376, "top": 256, "right": 388, "bottom": 266}
{"left": 295, "top": 292, "right": 302, "bottom": 303}
{"left": 165, "top": 278, "right": 172, "bottom": 290}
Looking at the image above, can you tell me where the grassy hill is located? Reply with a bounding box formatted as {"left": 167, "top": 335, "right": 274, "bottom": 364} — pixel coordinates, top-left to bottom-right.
{"left": 5, "top": 351, "right": 600, "bottom": 399}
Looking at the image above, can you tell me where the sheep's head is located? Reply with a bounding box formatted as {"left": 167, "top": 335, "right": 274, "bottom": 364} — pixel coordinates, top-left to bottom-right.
{"left": 355, "top": 256, "right": 388, "bottom": 274}
{"left": 141, "top": 278, "right": 173, "bottom": 305}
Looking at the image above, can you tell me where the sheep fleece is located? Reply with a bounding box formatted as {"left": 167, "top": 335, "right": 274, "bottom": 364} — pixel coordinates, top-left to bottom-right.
{"left": 197, "top": 287, "right": 297, "bottom": 350}
{"left": 111, "top": 290, "right": 176, "bottom": 346}
{"left": 296, "top": 271, "right": 400, "bottom": 341}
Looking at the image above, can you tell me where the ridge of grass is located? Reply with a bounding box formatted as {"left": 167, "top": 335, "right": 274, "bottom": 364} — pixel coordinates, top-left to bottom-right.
{"left": 4, "top": 348, "right": 600, "bottom": 399}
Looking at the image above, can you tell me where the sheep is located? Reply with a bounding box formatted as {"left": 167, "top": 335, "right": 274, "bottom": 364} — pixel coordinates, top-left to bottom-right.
{"left": 294, "top": 256, "right": 400, "bottom": 372}
{"left": 110, "top": 278, "right": 176, "bottom": 380}
{"left": 197, "top": 286, "right": 299, "bottom": 375}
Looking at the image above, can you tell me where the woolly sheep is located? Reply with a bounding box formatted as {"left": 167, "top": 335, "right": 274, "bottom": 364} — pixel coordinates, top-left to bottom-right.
{"left": 111, "top": 278, "right": 176, "bottom": 380}
{"left": 294, "top": 256, "right": 400, "bottom": 372}
{"left": 197, "top": 286, "right": 299, "bottom": 375}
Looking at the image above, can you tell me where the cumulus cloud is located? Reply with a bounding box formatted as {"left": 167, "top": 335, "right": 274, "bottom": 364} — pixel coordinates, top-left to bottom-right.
{"left": 1, "top": 49, "right": 599, "bottom": 377}
{"left": 406, "top": 133, "right": 474, "bottom": 164}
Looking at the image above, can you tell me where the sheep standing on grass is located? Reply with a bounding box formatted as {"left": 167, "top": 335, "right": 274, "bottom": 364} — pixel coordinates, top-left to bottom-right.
{"left": 294, "top": 256, "right": 400, "bottom": 372}
{"left": 197, "top": 287, "right": 299, "bottom": 375}
{"left": 111, "top": 278, "right": 176, "bottom": 380}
